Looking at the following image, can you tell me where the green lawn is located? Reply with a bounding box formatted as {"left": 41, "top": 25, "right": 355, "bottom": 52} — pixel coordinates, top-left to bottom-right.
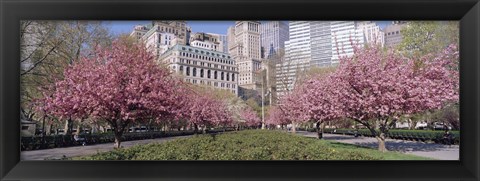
{"left": 74, "top": 130, "right": 431, "bottom": 160}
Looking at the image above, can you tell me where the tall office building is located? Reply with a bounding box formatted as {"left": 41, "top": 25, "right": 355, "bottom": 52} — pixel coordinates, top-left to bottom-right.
{"left": 384, "top": 21, "right": 407, "bottom": 48}
{"left": 260, "top": 21, "right": 289, "bottom": 58}
{"left": 228, "top": 21, "right": 262, "bottom": 91}
{"left": 276, "top": 21, "right": 383, "bottom": 96}
{"left": 330, "top": 21, "right": 365, "bottom": 63}
{"left": 310, "top": 21, "right": 333, "bottom": 67}
{"left": 357, "top": 21, "right": 385, "bottom": 47}
{"left": 276, "top": 21, "right": 312, "bottom": 94}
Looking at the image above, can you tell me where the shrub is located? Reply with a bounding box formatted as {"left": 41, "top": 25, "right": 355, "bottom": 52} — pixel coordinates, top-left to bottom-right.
{"left": 77, "top": 130, "right": 391, "bottom": 160}
{"left": 21, "top": 128, "right": 235, "bottom": 151}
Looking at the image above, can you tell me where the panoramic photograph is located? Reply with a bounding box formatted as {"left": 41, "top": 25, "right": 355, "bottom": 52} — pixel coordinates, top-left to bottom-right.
{"left": 20, "top": 20, "right": 459, "bottom": 160}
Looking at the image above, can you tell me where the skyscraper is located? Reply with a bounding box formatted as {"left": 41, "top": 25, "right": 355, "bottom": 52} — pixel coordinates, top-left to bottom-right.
{"left": 310, "top": 21, "right": 333, "bottom": 67}
{"left": 260, "top": 21, "right": 289, "bottom": 58}
{"left": 357, "top": 21, "right": 385, "bottom": 47}
{"left": 276, "top": 21, "right": 312, "bottom": 94}
{"left": 384, "top": 21, "right": 407, "bottom": 48}
{"left": 276, "top": 21, "right": 384, "bottom": 96}
{"left": 330, "top": 21, "right": 365, "bottom": 64}
{"left": 228, "top": 21, "right": 262, "bottom": 92}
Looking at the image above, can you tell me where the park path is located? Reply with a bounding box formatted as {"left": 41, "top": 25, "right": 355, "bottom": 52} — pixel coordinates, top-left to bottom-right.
{"left": 295, "top": 131, "right": 459, "bottom": 160}
{"left": 21, "top": 135, "right": 193, "bottom": 160}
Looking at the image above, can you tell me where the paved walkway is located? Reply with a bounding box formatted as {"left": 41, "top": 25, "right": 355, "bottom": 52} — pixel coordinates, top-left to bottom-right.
{"left": 21, "top": 135, "right": 193, "bottom": 160}
{"left": 296, "top": 131, "right": 459, "bottom": 160}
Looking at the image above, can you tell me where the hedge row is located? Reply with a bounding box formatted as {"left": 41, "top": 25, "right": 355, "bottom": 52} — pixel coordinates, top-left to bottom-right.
{"left": 309, "top": 128, "right": 460, "bottom": 145}
{"left": 21, "top": 128, "right": 235, "bottom": 151}
{"left": 76, "top": 130, "right": 383, "bottom": 160}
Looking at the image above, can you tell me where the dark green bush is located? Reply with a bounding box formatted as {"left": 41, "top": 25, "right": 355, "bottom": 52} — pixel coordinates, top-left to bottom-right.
{"left": 21, "top": 128, "right": 235, "bottom": 151}
{"left": 77, "top": 130, "right": 383, "bottom": 160}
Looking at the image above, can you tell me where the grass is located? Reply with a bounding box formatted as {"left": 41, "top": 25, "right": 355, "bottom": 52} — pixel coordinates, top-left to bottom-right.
{"left": 74, "top": 130, "right": 431, "bottom": 160}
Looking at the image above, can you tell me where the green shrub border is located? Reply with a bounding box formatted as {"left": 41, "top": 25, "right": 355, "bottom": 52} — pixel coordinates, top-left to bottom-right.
{"left": 21, "top": 128, "right": 235, "bottom": 151}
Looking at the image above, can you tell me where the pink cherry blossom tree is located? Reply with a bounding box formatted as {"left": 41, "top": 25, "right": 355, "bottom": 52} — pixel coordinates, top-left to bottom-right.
{"left": 265, "top": 106, "right": 290, "bottom": 130}
{"left": 182, "top": 90, "right": 234, "bottom": 133}
{"left": 332, "top": 44, "right": 459, "bottom": 151}
{"left": 240, "top": 107, "right": 261, "bottom": 128}
{"left": 296, "top": 75, "right": 345, "bottom": 139}
{"left": 39, "top": 40, "right": 186, "bottom": 148}
{"left": 277, "top": 87, "right": 309, "bottom": 134}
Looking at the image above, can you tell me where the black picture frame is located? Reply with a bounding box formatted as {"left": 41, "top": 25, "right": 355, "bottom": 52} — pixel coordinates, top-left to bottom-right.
{"left": 1, "top": 0, "right": 479, "bottom": 180}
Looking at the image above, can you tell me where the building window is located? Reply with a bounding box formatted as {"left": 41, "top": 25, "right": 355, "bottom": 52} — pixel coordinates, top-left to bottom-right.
{"left": 207, "top": 70, "right": 211, "bottom": 78}
{"left": 226, "top": 73, "right": 230, "bottom": 81}
{"left": 179, "top": 66, "right": 183, "bottom": 73}
{"left": 221, "top": 72, "right": 224, "bottom": 80}
{"left": 214, "top": 71, "right": 217, "bottom": 79}
{"left": 193, "top": 68, "right": 197, "bottom": 77}
{"left": 186, "top": 67, "right": 190, "bottom": 76}
{"left": 232, "top": 74, "right": 235, "bottom": 81}
{"left": 200, "top": 69, "right": 204, "bottom": 78}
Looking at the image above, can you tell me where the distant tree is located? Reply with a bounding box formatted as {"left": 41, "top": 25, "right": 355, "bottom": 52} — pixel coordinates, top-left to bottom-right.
{"left": 240, "top": 107, "right": 261, "bottom": 128}
{"left": 183, "top": 91, "right": 233, "bottom": 133}
{"left": 398, "top": 21, "right": 459, "bottom": 58}
{"left": 265, "top": 106, "right": 290, "bottom": 130}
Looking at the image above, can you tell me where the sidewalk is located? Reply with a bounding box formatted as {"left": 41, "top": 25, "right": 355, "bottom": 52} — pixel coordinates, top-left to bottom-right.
{"left": 296, "top": 131, "right": 459, "bottom": 160}
{"left": 21, "top": 135, "right": 193, "bottom": 160}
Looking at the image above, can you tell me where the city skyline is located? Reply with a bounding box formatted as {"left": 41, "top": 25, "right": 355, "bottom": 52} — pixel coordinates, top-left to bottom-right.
{"left": 106, "top": 21, "right": 392, "bottom": 35}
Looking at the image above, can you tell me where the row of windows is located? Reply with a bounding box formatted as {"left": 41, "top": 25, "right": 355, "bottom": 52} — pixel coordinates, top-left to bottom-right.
{"left": 179, "top": 66, "right": 236, "bottom": 82}
{"left": 181, "top": 47, "right": 230, "bottom": 58}
{"left": 185, "top": 79, "right": 237, "bottom": 90}
{"left": 157, "top": 26, "right": 181, "bottom": 35}
{"left": 386, "top": 31, "right": 400, "bottom": 36}
{"left": 179, "top": 58, "right": 236, "bottom": 71}
{"left": 180, "top": 52, "right": 233, "bottom": 65}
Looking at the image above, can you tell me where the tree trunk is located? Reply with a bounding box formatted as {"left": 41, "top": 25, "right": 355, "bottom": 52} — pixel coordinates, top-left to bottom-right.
{"left": 46, "top": 124, "right": 52, "bottom": 135}
{"left": 376, "top": 133, "right": 387, "bottom": 152}
{"left": 194, "top": 124, "right": 199, "bottom": 134}
{"left": 114, "top": 130, "right": 122, "bottom": 149}
{"left": 316, "top": 122, "right": 323, "bottom": 139}
{"left": 64, "top": 118, "right": 73, "bottom": 135}
{"left": 76, "top": 123, "right": 81, "bottom": 135}
{"left": 291, "top": 122, "right": 296, "bottom": 134}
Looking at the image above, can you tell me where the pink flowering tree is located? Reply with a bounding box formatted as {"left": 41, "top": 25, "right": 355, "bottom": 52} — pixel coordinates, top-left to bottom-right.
{"left": 240, "top": 107, "right": 261, "bottom": 128}
{"left": 296, "top": 75, "right": 345, "bottom": 139}
{"left": 182, "top": 90, "right": 233, "bottom": 133}
{"left": 265, "top": 106, "right": 290, "bottom": 130}
{"left": 39, "top": 40, "right": 186, "bottom": 148}
{"left": 278, "top": 85, "right": 312, "bottom": 134}
{"left": 333, "top": 44, "right": 459, "bottom": 151}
